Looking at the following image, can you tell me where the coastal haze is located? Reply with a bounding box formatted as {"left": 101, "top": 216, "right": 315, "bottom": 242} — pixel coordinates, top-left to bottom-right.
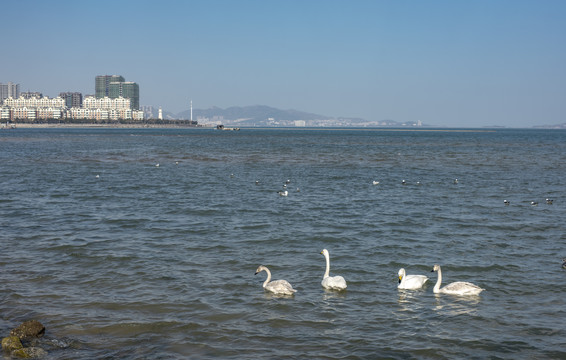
{"left": 1, "top": 1, "right": 566, "bottom": 128}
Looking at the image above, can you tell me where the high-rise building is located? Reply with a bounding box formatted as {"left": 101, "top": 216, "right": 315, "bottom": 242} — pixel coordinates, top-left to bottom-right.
{"left": 0, "top": 82, "right": 20, "bottom": 102}
{"left": 108, "top": 81, "right": 139, "bottom": 110}
{"left": 96, "top": 75, "right": 139, "bottom": 110}
{"left": 95, "top": 75, "right": 125, "bottom": 98}
{"left": 59, "top": 92, "right": 83, "bottom": 108}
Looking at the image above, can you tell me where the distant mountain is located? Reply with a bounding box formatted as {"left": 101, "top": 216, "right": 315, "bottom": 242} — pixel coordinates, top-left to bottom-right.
{"left": 175, "top": 105, "right": 371, "bottom": 127}
{"left": 177, "top": 105, "right": 329, "bottom": 122}
{"left": 167, "top": 104, "right": 428, "bottom": 127}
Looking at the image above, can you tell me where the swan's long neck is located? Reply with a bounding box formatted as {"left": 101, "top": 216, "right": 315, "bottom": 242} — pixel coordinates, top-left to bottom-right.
{"left": 263, "top": 268, "right": 272, "bottom": 288}
{"left": 399, "top": 269, "right": 406, "bottom": 285}
{"left": 323, "top": 252, "right": 330, "bottom": 279}
{"left": 433, "top": 266, "right": 442, "bottom": 293}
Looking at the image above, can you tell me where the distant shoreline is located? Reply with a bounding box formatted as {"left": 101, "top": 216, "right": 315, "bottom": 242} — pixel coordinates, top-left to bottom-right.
{"left": 4, "top": 123, "right": 497, "bottom": 131}
{"left": 3, "top": 123, "right": 562, "bottom": 131}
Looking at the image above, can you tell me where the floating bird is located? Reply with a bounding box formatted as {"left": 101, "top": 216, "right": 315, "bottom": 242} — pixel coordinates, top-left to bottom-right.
{"left": 402, "top": 180, "right": 407, "bottom": 185}
{"left": 175, "top": 161, "right": 179, "bottom": 165}
{"left": 416, "top": 181, "right": 421, "bottom": 186}
{"left": 398, "top": 268, "right": 428, "bottom": 290}
{"left": 454, "top": 179, "right": 459, "bottom": 184}
{"left": 531, "top": 201, "right": 538, "bottom": 206}
{"left": 430, "top": 264, "right": 484, "bottom": 295}
{"left": 320, "top": 249, "right": 347, "bottom": 291}
{"left": 277, "top": 190, "right": 288, "bottom": 197}
{"left": 504, "top": 200, "right": 510, "bottom": 205}
{"left": 562, "top": 258, "right": 566, "bottom": 269}
{"left": 546, "top": 198, "right": 553, "bottom": 205}
{"left": 283, "top": 184, "right": 287, "bottom": 189}
{"left": 95, "top": 174, "right": 100, "bottom": 179}
{"left": 155, "top": 163, "right": 160, "bottom": 167}
{"left": 255, "top": 180, "right": 260, "bottom": 185}
{"left": 286, "top": 179, "right": 291, "bottom": 184}
{"left": 372, "top": 180, "right": 380, "bottom": 185}
{"left": 255, "top": 265, "right": 297, "bottom": 295}
{"left": 296, "top": 187, "right": 300, "bottom": 192}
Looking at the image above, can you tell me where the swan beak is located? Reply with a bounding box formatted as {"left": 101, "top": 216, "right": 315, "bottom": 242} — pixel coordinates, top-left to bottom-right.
{"left": 254, "top": 271, "right": 259, "bottom": 275}
{"left": 430, "top": 269, "right": 435, "bottom": 272}
{"left": 398, "top": 276, "right": 402, "bottom": 283}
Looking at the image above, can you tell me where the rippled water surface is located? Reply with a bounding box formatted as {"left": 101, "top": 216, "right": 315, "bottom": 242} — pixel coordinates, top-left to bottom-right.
{"left": 1, "top": 128, "right": 565, "bottom": 359}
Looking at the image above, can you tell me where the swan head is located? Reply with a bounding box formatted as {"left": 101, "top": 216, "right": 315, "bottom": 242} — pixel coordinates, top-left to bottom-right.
{"left": 255, "top": 265, "right": 268, "bottom": 275}
{"left": 431, "top": 264, "right": 441, "bottom": 272}
{"left": 321, "top": 249, "right": 329, "bottom": 257}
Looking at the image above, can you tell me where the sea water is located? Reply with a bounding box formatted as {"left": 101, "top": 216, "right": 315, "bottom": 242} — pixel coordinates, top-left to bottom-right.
{"left": 1, "top": 128, "right": 565, "bottom": 359}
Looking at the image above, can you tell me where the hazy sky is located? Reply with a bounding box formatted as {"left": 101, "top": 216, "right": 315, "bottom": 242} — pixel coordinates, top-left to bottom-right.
{"left": 2, "top": 0, "right": 565, "bottom": 127}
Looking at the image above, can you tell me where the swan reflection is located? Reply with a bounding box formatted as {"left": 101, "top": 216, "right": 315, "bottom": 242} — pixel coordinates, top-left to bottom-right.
{"left": 432, "top": 295, "right": 481, "bottom": 316}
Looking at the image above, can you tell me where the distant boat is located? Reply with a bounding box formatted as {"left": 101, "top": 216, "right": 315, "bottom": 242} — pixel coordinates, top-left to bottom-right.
{"left": 216, "top": 124, "right": 240, "bottom": 131}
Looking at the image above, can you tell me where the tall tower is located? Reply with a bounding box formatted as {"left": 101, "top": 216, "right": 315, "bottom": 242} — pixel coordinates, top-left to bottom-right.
{"left": 96, "top": 75, "right": 125, "bottom": 98}
{"left": 0, "top": 82, "right": 20, "bottom": 101}
{"left": 158, "top": 107, "right": 163, "bottom": 120}
{"left": 190, "top": 100, "right": 193, "bottom": 121}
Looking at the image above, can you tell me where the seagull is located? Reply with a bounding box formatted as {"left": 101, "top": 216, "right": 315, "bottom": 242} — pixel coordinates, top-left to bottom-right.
{"left": 372, "top": 180, "right": 380, "bottom": 185}
{"left": 155, "top": 163, "right": 160, "bottom": 167}
{"left": 277, "top": 190, "right": 288, "bottom": 197}
{"left": 504, "top": 200, "right": 510, "bottom": 205}
{"left": 546, "top": 198, "right": 553, "bottom": 205}
{"left": 95, "top": 174, "right": 100, "bottom": 179}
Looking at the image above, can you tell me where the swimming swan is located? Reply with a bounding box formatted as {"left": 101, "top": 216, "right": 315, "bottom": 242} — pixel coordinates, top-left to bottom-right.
{"left": 431, "top": 264, "right": 484, "bottom": 295}
{"left": 397, "top": 268, "right": 428, "bottom": 290}
{"left": 255, "top": 265, "right": 297, "bottom": 295}
{"left": 320, "top": 249, "right": 347, "bottom": 290}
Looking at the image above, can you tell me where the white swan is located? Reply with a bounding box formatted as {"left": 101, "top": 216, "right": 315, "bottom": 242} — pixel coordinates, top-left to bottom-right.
{"left": 397, "top": 268, "right": 428, "bottom": 290}
{"left": 255, "top": 265, "right": 297, "bottom": 295}
{"left": 431, "top": 264, "right": 484, "bottom": 295}
{"left": 277, "top": 190, "right": 288, "bottom": 197}
{"left": 320, "top": 249, "right": 347, "bottom": 290}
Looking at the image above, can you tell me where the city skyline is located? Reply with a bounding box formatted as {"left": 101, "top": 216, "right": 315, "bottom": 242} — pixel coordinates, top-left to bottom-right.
{"left": 1, "top": 0, "right": 565, "bottom": 127}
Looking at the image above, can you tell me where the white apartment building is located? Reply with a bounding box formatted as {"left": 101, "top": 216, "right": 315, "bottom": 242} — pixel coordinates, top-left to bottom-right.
{"left": 1, "top": 95, "right": 143, "bottom": 121}
{"left": 3, "top": 95, "right": 65, "bottom": 109}
{"left": 83, "top": 96, "right": 131, "bottom": 110}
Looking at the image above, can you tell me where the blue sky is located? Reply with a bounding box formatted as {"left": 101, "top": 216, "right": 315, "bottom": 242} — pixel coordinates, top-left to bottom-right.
{"left": 2, "top": 0, "right": 565, "bottom": 127}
